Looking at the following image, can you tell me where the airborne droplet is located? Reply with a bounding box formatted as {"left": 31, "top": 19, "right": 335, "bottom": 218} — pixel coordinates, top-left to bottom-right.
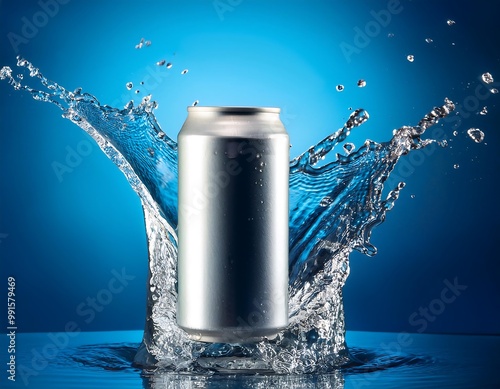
{"left": 156, "top": 59, "right": 166, "bottom": 66}
{"left": 320, "top": 196, "right": 334, "bottom": 207}
{"left": 453, "top": 164, "right": 459, "bottom": 169}
{"left": 407, "top": 55, "right": 415, "bottom": 62}
{"left": 166, "top": 63, "right": 172, "bottom": 69}
{"left": 192, "top": 100, "right": 199, "bottom": 106}
{"left": 181, "top": 69, "right": 188, "bottom": 75}
{"left": 126, "top": 82, "right": 133, "bottom": 90}
{"left": 336, "top": 84, "right": 344, "bottom": 92}
{"left": 481, "top": 72, "right": 494, "bottom": 84}
{"left": 479, "top": 106, "right": 488, "bottom": 115}
{"left": 447, "top": 19, "right": 456, "bottom": 26}
{"left": 425, "top": 38, "right": 433, "bottom": 44}
{"left": 357, "top": 79, "right": 366, "bottom": 87}
{"left": 467, "top": 128, "right": 485, "bottom": 143}
{"left": 343, "top": 143, "right": 355, "bottom": 155}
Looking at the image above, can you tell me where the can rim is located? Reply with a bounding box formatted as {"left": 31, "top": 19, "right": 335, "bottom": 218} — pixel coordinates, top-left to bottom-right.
{"left": 187, "top": 106, "right": 280, "bottom": 114}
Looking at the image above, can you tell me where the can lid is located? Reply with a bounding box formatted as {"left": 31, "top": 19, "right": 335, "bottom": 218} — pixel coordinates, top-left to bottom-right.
{"left": 187, "top": 106, "right": 280, "bottom": 114}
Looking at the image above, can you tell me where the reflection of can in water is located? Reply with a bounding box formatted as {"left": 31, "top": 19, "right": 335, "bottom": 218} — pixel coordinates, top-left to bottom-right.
{"left": 177, "top": 106, "right": 289, "bottom": 343}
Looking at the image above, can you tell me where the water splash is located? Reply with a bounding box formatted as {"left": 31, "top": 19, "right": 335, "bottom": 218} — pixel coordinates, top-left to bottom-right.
{"left": 1, "top": 58, "right": 455, "bottom": 374}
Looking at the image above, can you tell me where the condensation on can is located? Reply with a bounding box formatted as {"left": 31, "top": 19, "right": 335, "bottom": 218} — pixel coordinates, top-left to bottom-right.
{"left": 177, "top": 106, "right": 289, "bottom": 343}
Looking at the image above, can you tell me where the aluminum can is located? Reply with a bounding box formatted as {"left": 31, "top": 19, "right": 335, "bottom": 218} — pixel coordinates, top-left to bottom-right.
{"left": 177, "top": 106, "right": 289, "bottom": 343}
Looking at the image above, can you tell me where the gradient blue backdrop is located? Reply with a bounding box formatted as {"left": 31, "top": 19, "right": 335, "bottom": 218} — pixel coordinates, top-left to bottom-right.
{"left": 1, "top": 0, "right": 499, "bottom": 335}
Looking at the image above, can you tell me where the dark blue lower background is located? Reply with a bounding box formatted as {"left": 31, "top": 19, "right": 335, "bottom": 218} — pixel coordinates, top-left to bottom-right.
{"left": 0, "top": 0, "right": 499, "bottom": 335}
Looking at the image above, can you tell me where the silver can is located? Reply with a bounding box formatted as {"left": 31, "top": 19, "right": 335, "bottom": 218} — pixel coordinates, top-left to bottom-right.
{"left": 177, "top": 106, "right": 289, "bottom": 343}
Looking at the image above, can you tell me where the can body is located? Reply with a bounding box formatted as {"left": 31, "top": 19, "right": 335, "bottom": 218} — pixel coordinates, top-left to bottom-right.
{"left": 177, "top": 107, "right": 289, "bottom": 343}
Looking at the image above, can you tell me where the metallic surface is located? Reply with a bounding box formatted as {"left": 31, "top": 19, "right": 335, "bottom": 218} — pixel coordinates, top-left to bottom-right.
{"left": 177, "top": 107, "right": 289, "bottom": 343}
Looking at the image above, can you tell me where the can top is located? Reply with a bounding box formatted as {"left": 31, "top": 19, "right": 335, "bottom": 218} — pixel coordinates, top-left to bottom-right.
{"left": 187, "top": 106, "right": 280, "bottom": 114}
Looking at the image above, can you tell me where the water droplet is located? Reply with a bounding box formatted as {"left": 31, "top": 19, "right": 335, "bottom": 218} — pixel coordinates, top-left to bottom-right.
{"left": 147, "top": 147, "right": 155, "bottom": 157}
{"left": 453, "top": 131, "right": 458, "bottom": 136}
{"left": 320, "top": 196, "right": 334, "bottom": 207}
{"left": 259, "top": 161, "right": 265, "bottom": 167}
{"left": 407, "top": 55, "right": 414, "bottom": 62}
{"left": 336, "top": 84, "right": 344, "bottom": 92}
{"left": 343, "top": 143, "right": 355, "bottom": 154}
{"left": 411, "top": 194, "right": 416, "bottom": 199}
{"left": 140, "top": 81, "right": 144, "bottom": 85}
{"left": 156, "top": 59, "right": 166, "bottom": 66}
{"left": 124, "top": 100, "right": 134, "bottom": 110}
{"left": 145, "top": 40, "right": 152, "bottom": 47}
{"left": 157, "top": 131, "right": 165, "bottom": 139}
{"left": 166, "top": 63, "right": 172, "bottom": 69}
{"left": 480, "top": 106, "right": 488, "bottom": 115}
{"left": 16, "top": 74, "right": 23, "bottom": 80}
{"left": 192, "top": 100, "right": 199, "bottom": 106}
{"left": 357, "top": 79, "right": 366, "bottom": 87}
{"left": 126, "top": 82, "right": 133, "bottom": 90}
{"left": 425, "top": 38, "right": 433, "bottom": 44}
{"left": 181, "top": 69, "right": 188, "bottom": 75}
{"left": 447, "top": 19, "right": 456, "bottom": 26}
{"left": 482, "top": 72, "right": 494, "bottom": 84}
{"left": 467, "top": 128, "right": 485, "bottom": 143}
{"left": 453, "top": 164, "right": 460, "bottom": 169}
{"left": 256, "top": 153, "right": 261, "bottom": 159}
{"left": 387, "top": 33, "right": 394, "bottom": 38}
{"left": 490, "top": 88, "right": 498, "bottom": 94}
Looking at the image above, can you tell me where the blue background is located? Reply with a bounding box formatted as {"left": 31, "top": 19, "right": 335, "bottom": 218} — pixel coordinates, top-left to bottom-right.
{"left": 0, "top": 0, "right": 498, "bottom": 335}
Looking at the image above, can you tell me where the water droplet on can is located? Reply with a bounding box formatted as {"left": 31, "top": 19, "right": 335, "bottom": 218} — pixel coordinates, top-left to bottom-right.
{"left": 407, "top": 55, "right": 414, "bottom": 62}
{"left": 126, "top": 82, "right": 133, "bottom": 90}
{"left": 336, "top": 84, "right": 344, "bottom": 92}
{"left": 482, "top": 72, "right": 494, "bottom": 84}
{"left": 467, "top": 128, "right": 485, "bottom": 143}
